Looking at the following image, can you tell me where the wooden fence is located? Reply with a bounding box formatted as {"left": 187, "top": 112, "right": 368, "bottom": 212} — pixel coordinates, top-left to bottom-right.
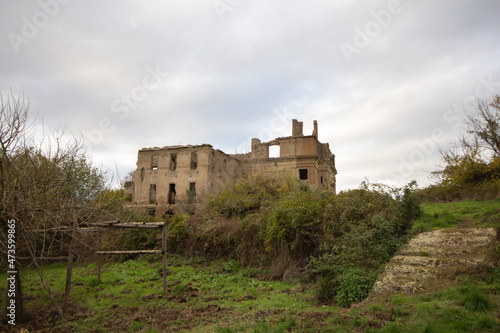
{"left": 87, "top": 221, "right": 168, "bottom": 293}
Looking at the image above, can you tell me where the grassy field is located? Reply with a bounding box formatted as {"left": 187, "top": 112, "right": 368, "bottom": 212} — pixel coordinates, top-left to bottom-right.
{"left": 1, "top": 199, "right": 499, "bottom": 332}
{"left": 412, "top": 198, "right": 500, "bottom": 232}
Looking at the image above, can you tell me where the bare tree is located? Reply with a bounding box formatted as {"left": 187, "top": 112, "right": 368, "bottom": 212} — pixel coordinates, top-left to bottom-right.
{"left": 1, "top": 92, "right": 113, "bottom": 318}
{"left": 0, "top": 92, "right": 31, "bottom": 320}
{"left": 464, "top": 96, "right": 500, "bottom": 157}
{"left": 434, "top": 95, "right": 500, "bottom": 195}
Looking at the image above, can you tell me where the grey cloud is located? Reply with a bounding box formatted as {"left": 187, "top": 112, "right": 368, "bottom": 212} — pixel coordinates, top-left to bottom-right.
{"left": 1, "top": 0, "right": 499, "bottom": 191}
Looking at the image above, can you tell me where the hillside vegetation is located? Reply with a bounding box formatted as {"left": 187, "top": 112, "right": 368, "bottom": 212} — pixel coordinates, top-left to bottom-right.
{"left": 1, "top": 197, "right": 499, "bottom": 332}
{"left": 114, "top": 173, "right": 422, "bottom": 305}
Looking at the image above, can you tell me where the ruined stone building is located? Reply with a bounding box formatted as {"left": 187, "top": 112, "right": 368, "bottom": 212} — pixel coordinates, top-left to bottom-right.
{"left": 125, "top": 119, "right": 336, "bottom": 210}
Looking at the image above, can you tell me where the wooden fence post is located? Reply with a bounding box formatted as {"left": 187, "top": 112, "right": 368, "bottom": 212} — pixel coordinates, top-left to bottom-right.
{"left": 162, "top": 222, "right": 167, "bottom": 293}
{"left": 97, "top": 234, "right": 102, "bottom": 282}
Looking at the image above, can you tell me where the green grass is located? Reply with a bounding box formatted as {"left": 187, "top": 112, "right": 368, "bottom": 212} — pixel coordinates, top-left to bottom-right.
{"left": 1, "top": 200, "right": 499, "bottom": 332}
{"left": 0, "top": 257, "right": 333, "bottom": 332}
{"left": 1, "top": 255, "right": 499, "bottom": 332}
{"left": 412, "top": 198, "right": 500, "bottom": 232}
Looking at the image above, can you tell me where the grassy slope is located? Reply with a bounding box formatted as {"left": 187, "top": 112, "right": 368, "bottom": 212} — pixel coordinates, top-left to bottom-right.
{"left": 1, "top": 199, "right": 499, "bottom": 332}
{"left": 412, "top": 198, "right": 500, "bottom": 232}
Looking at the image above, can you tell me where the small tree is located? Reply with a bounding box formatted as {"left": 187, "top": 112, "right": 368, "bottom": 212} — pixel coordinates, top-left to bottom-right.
{"left": 464, "top": 96, "right": 500, "bottom": 157}
{"left": 433, "top": 95, "right": 500, "bottom": 199}
{"left": 1, "top": 92, "right": 113, "bottom": 318}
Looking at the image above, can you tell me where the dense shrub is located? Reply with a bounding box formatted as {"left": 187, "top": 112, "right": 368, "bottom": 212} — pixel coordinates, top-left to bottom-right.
{"left": 115, "top": 227, "right": 162, "bottom": 260}
{"left": 261, "top": 188, "right": 333, "bottom": 258}
{"left": 167, "top": 214, "right": 190, "bottom": 245}
{"left": 335, "top": 267, "right": 377, "bottom": 307}
{"left": 420, "top": 157, "right": 500, "bottom": 202}
{"left": 308, "top": 181, "right": 420, "bottom": 306}
{"left": 204, "top": 171, "right": 300, "bottom": 218}
{"left": 312, "top": 261, "right": 376, "bottom": 306}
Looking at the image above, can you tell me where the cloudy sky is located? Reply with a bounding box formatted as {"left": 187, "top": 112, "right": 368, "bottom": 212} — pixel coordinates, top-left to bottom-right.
{"left": 1, "top": 0, "right": 499, "bottom": 191}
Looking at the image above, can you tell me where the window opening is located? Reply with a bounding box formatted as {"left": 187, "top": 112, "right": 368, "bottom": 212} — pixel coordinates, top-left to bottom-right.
{"left": 168, "top": 183, "right": 176, "bottom": 204}
{"left": 190, "top": 152, "right": 197, "bottom": 170}
{"left": 170, "top": 154, "right": 177, "bottom": 171}
{"left": 149, "top": 184, "right": 157, "bottom": 204}
{"left": 163, "top": 209, "right": 175, "bottom": 218}
{"left": 189, "top": 182, "right": 196, "bottom": 197}
{"left": 299, "top": 169, "right": 308, "bottom": 180}
{"left": 269, "top": 145, "right": 280, "bottom": 158}
{"left": 152, "top": 156, "right": 158, "bottom": 170}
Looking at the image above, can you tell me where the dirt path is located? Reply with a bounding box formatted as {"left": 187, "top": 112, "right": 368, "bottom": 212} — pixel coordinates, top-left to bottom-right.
{"left": 372, "top": 228, "right": 498, "bottom": 296}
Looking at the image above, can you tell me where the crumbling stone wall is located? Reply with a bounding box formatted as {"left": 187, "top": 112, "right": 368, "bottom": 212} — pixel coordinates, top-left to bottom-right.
{"left": 247, "top": 120, "right": 336, "bottom": 192}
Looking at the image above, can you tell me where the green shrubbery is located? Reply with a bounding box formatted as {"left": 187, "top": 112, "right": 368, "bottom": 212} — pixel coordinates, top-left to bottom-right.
{"left": 306, "top": 182, "right": 420, "bottom": 306}
{"left": 111, "top": 172, "right": 421, "bottom": 307}
{"left": 199, "top": 174, "right": 421, "bottom": 307}
{"left": 262, "top": 188, "right": 333, "bottom": 258}
{"left": 418, "top": 95, "right": 500, "bottom": 202}
{"left": 204, "top": 171, "right": 300, "bottom": 218}
{"left": 418, "top": 157, "right": 500, "bottom": 202}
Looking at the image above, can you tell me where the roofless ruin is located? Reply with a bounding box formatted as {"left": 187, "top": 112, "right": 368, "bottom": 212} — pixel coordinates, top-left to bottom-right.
{"left": 124, "top": 119, "right": 337, "bottom": 214}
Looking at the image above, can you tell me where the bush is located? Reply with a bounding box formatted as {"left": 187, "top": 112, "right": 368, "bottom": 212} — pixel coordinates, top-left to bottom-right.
{"left": 312, "top": 264, "right": 376, "bottom": 307}
{"left": 116, "top": 228, "right": 161, "bottom": 260}
{"left": 335, "top": 267, "right": 376, "bottom": 307}
{"left": 308, "top": 182, "right": 418, "bottom": 305}
{"left": 261, "top": 188, "right": 333, "bottom": 258}
{"left": 223, "top": 259, "right": 241, "bottom": 273}
{"left": 397, "top": 181, "right": 421, "bottom": 234}
{"left": 167, "top": 214, "right": 190, "bottom": 244}
{"left": 204, "top": 171, "right": 300, "bottom": 218}
{"left": 420, "top": 156, "right": 500, "bottom": 201}
{"left": 167, "top": 177, "right": 419, "bottom": 306}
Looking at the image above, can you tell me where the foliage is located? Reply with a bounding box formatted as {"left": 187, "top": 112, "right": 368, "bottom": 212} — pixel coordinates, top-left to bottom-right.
{"left": 116, "top": 228, "right": 161, "bottom": 260}
{"left": 0, "top": 94, "right": 112, "bottom": 256}
{"left": 307, "top": 181, "right": 420, "bottom": 306}
{"left": 261, "top": 188, "right": 333, "bottom": 258}
{"left": 334, "top": 267, "right": 376, "bottom": 308}
{"left": 223, "top": 259, "right": 241, "bottom": 273}
{"left": 167, "top": 213, "right": 190, "bottom": 244}
{"left": 427, "top": 95, "right": 500, "bottom": 201}
{"left": 182, "top": 177, "right": 420, "bottom": 305}
{"left": 204, "top": 171, "right": 301, "bottom": 218}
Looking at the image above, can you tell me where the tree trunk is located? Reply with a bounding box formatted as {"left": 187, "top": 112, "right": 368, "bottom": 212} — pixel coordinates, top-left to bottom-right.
{"left": 62, "top": 219, "right": 77, "bottom": 311}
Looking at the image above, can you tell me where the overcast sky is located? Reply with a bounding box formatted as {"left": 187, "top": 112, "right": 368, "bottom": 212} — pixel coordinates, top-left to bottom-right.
{"left": 1, "top": 0, "right": 499, "bottom": 192}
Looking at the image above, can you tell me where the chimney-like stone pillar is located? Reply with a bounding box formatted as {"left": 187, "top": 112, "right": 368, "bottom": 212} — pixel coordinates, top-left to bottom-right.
{"left": 292, "top": 119, "right": 303, "bottom": 137}
{"left": 312, "top": 120, "right": 318, "bottom": 138}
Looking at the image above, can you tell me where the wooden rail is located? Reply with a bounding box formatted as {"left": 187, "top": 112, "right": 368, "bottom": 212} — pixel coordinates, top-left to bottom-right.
{"left": 84, "top": 221, "right": 165, "bottom": 228}
{"left": 96, "top": 250, "right": 163, "bottom": 255}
